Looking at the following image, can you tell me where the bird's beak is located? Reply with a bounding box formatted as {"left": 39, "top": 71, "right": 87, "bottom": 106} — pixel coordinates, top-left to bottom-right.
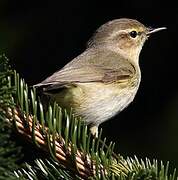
{"left": 146, "top": 27, "right": 167, "bottom": 35}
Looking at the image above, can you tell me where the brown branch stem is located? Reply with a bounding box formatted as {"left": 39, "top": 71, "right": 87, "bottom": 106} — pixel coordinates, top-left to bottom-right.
{"left": 6, "top": 107, "right": 106, "bottom": 179}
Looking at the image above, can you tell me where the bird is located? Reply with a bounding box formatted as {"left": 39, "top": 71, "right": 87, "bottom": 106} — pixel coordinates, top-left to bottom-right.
{"left": 35, "top": 18, "right": 166, "bottom": 136}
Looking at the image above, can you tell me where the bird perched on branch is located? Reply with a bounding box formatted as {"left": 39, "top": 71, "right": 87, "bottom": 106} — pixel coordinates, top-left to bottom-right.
{"left": 35, "top": 18, "right": 166, "bottom": 136}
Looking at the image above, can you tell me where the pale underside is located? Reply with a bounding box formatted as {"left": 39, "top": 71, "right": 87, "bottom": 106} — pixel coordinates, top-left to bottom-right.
{"left": 51, "top": 81, "right": 140, "bottom": 126}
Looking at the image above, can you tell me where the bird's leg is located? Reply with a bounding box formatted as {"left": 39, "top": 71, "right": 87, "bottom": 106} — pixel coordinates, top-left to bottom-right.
{"left": 90, "top": 125, "right": 98, "bottom": 137}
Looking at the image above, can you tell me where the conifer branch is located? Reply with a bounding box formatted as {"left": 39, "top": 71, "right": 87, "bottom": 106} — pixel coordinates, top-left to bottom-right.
{"left": 1, "top": 54, "right": 178, "bottom": 179}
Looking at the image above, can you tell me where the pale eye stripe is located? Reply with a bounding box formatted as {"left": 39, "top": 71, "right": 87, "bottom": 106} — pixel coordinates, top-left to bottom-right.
{"left": 109, "top": 29, "right": 144, "bottom": 39}
{"left": 109, "top": 30, "right": 128, "bottom": 39}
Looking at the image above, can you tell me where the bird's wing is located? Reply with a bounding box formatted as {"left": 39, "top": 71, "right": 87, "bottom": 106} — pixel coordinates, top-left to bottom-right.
{"left": 35, "top": 49, "right": 136, "bottom": 91}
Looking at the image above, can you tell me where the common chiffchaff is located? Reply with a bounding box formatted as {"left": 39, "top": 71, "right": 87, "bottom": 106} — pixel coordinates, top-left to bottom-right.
{"left": 35, "top": 18, "right": 166, "bottom": 136}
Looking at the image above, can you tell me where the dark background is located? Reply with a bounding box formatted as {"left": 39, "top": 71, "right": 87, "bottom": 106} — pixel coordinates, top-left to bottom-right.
{"left": 0, "top": 1, "right": 178, "bottom": 169}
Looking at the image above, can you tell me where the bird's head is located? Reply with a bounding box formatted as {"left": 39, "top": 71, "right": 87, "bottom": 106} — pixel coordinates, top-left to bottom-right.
{"left": 88, "top": 18, "right": 166, "bottom": 60}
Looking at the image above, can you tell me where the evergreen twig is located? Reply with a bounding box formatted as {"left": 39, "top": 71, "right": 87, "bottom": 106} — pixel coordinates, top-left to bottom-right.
{"left": 0, "top": 55, "right": 178, "bottom": 179}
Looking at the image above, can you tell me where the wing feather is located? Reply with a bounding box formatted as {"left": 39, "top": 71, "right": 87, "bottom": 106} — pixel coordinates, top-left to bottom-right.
{"left": 35, "top": 48, "right": 135, "bottom": 91}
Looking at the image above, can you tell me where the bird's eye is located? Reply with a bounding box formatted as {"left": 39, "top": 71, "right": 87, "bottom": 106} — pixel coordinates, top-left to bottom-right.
{"left": 129, "top": 31, "right": 138, "bottom": 38}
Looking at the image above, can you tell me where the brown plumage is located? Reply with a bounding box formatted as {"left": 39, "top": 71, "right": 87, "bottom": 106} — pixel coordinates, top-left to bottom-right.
{"left": 35, "top": 18, "right": 166, "bottom": 136}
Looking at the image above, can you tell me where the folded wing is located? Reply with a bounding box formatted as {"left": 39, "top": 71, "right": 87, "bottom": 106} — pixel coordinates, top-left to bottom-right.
{"left": 35, "top": 48, "right": 135, "bottom": 91}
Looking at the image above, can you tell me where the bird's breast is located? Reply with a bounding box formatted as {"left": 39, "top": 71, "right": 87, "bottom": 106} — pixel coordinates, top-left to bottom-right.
{"left": 73, "top": 79, "right": 140, "bottom": 125}
{"left": 53, "top": 74, "right": 141, "bottom": 126}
